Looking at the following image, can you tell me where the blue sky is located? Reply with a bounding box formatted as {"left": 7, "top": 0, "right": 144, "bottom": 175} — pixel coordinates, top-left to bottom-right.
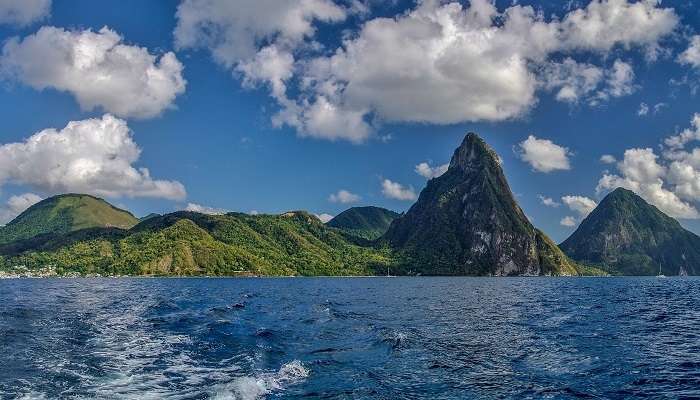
{"left": 2, "top": 0, "right": 700, "bottom": 242}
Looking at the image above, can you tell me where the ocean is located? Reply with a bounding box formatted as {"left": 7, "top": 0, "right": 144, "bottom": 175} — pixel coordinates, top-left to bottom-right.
{"left": 1, "top": 277, "right": 699, "bottom": 399}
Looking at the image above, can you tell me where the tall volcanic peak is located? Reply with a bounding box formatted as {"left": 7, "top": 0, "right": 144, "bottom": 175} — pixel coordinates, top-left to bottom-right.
{"left": 449, "top": 132, "right": 502, "bottom": 172}
{"left": 382, "top": 132, "right": 578, "bottom": 276}
{"left": 560, "top": 187, "right": 700, "bottom": 276}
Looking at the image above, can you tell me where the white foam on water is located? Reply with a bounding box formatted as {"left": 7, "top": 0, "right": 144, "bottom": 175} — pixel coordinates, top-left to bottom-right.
{"left": 16, "top": 393, "right": 48, "bottom": 400}
{"left": 211, "top": 360, "right": 310, "bottom": 400}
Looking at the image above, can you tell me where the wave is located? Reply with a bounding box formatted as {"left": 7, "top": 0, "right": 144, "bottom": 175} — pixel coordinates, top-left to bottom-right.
{"left": 210, "top": 360, "right": 310, "bottom": 400}
{"left": 16, "top": 393, "right": 48, "bottom": 400}
{"left": 378, "top": 329, "right": 409, "bottom": 351}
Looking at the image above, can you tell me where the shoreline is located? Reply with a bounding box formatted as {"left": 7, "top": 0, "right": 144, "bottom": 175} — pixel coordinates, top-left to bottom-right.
{"left": 2, "top": 274, "right": 681, "bottom": 280}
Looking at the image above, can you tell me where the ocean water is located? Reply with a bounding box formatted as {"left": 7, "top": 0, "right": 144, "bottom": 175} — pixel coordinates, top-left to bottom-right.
{"left": 1, "top": 277, "right": 699, "bottom": 399}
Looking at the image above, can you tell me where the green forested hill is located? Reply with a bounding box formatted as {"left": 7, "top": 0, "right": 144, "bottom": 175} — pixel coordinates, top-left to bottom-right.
{"left": 139, "top": 213, "right": 161, "bottom": 222}
{"left": 560, "top": 188, "right": 700, "bottom": 276}
{"left": 327, "top": 206, "right": 400, "bottom": 239}
{"left": 0, "top": 211, "right": 395, "bottom": 276}
{"left": 0, "top": 194, "right": 138, "bottom": 245}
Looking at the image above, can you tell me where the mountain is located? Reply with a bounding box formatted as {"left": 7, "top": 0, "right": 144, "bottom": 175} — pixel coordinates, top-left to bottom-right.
{"left": 560, "top": 188, "right": 700, "bottom": 276}
{"left": 0, "top": 210, "right": 395, "bottom": 276}
{"left": 382, "top": 132, "right": 580, "bottom": 276}
{"left": 139, "top": 213, "right": 161, "bottom": 221}
{"left": 0, "top": 194, "right": 138, "bottom": 244}
{"left": 327, "top": 206, "right": 400, "bottom": 239}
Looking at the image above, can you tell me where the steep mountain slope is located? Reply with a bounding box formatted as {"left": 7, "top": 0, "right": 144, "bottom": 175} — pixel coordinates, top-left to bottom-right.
{"left": 0, "top": 194, "right": 138, "bottom": 244}
{"left": 382, "top": 132, "right": 579, "bottom": 276}
{"left": 560, "top": 188, "right": 700, "bottom": 275}
{"left": 139, "top": 213, "right": 161, "bottom": 221}
{"left": 327, "top": 206, "right": 400, "bottom": 239}
{"left": 0, "top": 211, "right": 395, "bottom": 276}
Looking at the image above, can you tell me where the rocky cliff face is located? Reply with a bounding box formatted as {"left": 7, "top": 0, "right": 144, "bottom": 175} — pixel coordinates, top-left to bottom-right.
{"left": 382, "top": 133, "right": 578, "bottom": 276}
{"left": 560, "top": 187, "right": 700, "bottom": 276}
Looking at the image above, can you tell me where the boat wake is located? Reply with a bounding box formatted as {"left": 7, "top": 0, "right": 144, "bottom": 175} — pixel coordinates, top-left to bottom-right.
{"left": 211, "top": 360, "right": 310, "bottom": 400}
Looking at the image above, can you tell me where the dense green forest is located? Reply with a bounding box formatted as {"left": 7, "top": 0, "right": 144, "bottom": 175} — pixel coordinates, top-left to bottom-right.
{"left": 0, "top": 210, "right": 396, "bottom": 276}
{"left": 0, "top": 212, "right": 392, "bottom": 276}
{"left": 0, "top": 194, "right": 138, "bottom": 245}
{"left": 326, "top": 206, "right": 400, "bottom": 240}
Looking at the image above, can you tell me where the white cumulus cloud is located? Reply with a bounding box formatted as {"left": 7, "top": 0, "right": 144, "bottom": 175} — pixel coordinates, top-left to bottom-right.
{"left": 542, "top": 58, "right": 604, "bottom": 103}
{"left": 517, "top": 135, "right": 572, "bottom": 173}
{"left": 593, "top": 59, "right": 636, "bottom": 103}
{"left": 173, "top": 0, "right": 677, "bottom": 143}
{"left": 596, "top": 146, "right": 699, "bottom": 219}
{"left": 601, "top": 154, "right": 617, "bottom": 164}
{"left": 538, "top": 195, "right": 560, "bottom": 208}
{"left": 664, "top": 113, "right": 700, "bottom": 150}
{"left": 0, "top": 114, "right": 186, "bottom": 200}
{"left": 0, "top": 193, "right": 42, "bottom": 225}
{"left": 314, "top": 213, "right": 334, "bottom": 223}
{"left": 562, "top": 195, "right": 597, "bottom": 217}
{"left": 560, "top": 216, "right": 577, "bottom": 227}
{"left": 543, "top": 58, "right": 636, "bottom": 105}
{"left": 638, "top": 102, "right": 649, "bottom": 116}
{"left": 329, "top": 189, "right": 361, "bottom": 204}
{"left": 557, "top": 0, "right": 678, "bottom": 60}
{"left": 381, "top": 179, "right": 416, "bottom": 201}
{"left": 1, "top": 26, "right": 186, "bottom": 119}
{"left": 174, "top": 0, "right": 346, "bottom": 66}
{"left": 184, "top": 203, "right": 227, "bottom": 215}
{"left": 679, "top": 35, "right": 700, "bottom": 69}
{"left": 415, "top": 162, "right": 449, "bottom": 179}
{"left": 173, "top": 0, "right": 358, "bottom": 141}
{"left": 0, "top": 0, "right": 50, "bottom": 26}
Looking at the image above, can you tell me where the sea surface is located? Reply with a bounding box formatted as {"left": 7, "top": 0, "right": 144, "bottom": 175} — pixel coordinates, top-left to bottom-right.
{"left": 1, "top": 277, "right": 700, "bottom": 399}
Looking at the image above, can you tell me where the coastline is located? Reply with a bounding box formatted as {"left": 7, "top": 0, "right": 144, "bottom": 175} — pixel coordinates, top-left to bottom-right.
{"left": 0, "top": 272, "right": 625, "bottom": 279}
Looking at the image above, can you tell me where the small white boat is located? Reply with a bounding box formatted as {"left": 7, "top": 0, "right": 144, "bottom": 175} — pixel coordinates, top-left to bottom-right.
{"left": 657, "top": 262, "right": 666, "bottom": 278}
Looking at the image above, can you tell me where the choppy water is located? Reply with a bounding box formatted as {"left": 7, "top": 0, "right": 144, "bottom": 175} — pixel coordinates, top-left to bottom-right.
{"left": 1, "top": 277, "right": 700, "bottom": 399}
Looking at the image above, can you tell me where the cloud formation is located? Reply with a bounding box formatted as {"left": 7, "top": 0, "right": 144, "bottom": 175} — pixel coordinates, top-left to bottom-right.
{"left": 314, "top": 213, "right": 334, "bottom": 223}
{"left": 596, "top": 148, "right": 698, "bottom": 218}
{"left": 601, "top": 154, "right": 617, "bottom": 164}
{"left": 174, "top": 0, "right": 346, "bottom": 66}
{"left": 638, "top": 102, "right": 650, "bottom": 116}
{"left": 1, "top": 26, "right": 186, "bottom": 119}
{"left": 538, "top": 195, "right": 560, "bottom": 208}
{"left": 595, "top": 114, "right": 700, "bottom": 220}
{"left": 184, "top": 203, "right": 227, "bottom": 215}
{"left": 174, "top": 0, "right": 678, "bottom": 142}
{"left": 381, "top": 179, "right": 416, "bottom": 201}
{"left": 517, "top": 135, "right": 572, "bottom": 173}
{"left": 329, "top": 189, "right": 361, "bottom": 204}
{"left": 415, "top": 162, "right": 448, "bottom": 179}
{"left": 0, "top": 0, "right": 50, "bottom": 26}
{"left": 679, "top": 35, "right": 700, "bottom": 69}
{"left": 562, "top": 195, "right": 597, "bottom": 217}
{"left": 543, "top": 58, "right": 636, "bottom": 105}
{"left": 560, "top": 216, "right": 577, "bottom": 227}
{"left": 0, "top": 193, "right": 42, "bottom": 225}
{"left": 0, "top": 114, "right": 186, "bottom": 200}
